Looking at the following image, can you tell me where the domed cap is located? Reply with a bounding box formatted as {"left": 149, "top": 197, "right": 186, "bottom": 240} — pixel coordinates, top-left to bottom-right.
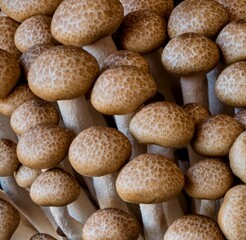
{"left": 164, "top": 214, "right": 224, "bottom": 240}
{"left": 229, "top": 131, "right": 246, "bottom": 183}
{"left": 30, "top": 168, "right": 80, "bottom": 206}
{"left": 218, "top": 185, "right": 246, "bottom": 240}
{"left": 30, "top": 233, "right": 57, "bottom": 240}
{"left": 116, "top": 153, "right": 184, "bottom": 204}
{"left": 215, "top": 61, "right": 246, "bottom": 107}
{"left": 17, "top": 124, "right": 74, "bottom": 169}
{"left": 161, "top": 33, "right": 220, "bottom": 76}
{"left": 14, "top": 15, "right": 58, "bottom": 53}
{"left": 91, "top": 66, "right": 157, "bottom": 115}
{"left": 28, "top": 46, "right": 100, "bottom": 101}
{"left": 51, "top": 0, "right": 123, "bottom": 46}
{"left": 10, "top": 98, "right": 60, "bottom": 136}
{"left": 234, "top": 109, "right": 246, "bottom": 129}
{"left": 185, "top": 159, "right": 234, "bottom": 200}
{"left": 115, "top": 10, "right": 166, "bottom": 54}
{"left": 167, "top": 0, "right": 229, "bottom": 39}
{"left": 191, "top": 114, "right": 244, "bottom": 157}
{"left": 129, "top": 102, "right": 195, "bottom": 148}
{"left": 82, "top": 208, "right": 139, "bottom": 240}
{"left": 69, "top": 126, "right": 131, "bottom": 176}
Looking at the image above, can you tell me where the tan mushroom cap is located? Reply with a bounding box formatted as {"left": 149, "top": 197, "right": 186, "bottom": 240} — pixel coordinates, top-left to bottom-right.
{"left": 30, "top": 168, "right": 80, "bottom": 206}
{"left": 115, "top": 10, "right": 166, "bottom": 54}
{"left": 129, "top": 102, "right": 195, "bottom": 148}
{"left": 234, "top": 109, "right": 246, "bottom": 129}
{"left": 82, "top": 208, "right": 139, "bottom": 240}
{"left": 51, "top": 0, "right": 123, "bottom": 47}
{"left": 30, "top": 233, "right": 57, "bottom": 240}
{"left": 215, "top": 61, "right": 246, "bottom": 107}
{"left": 167, "top": 0, "right": 229, "bottom": 39}
{"left": 218, "top": 184, "right": 246, "bottom": 240}
{"left": 116, "top": 154, "right": 184, "bottom": 204}
{"left": 28, "top": 46, "right": 100, "bottom": 101}
{"left": 69, "top": 126, "right": 131, "bottom": 177}
{"left": 0, "top": 0, "right": 63, "bottom": 22}
{"left": 14, "top": 15, "right": 58, "bottom": 53}
{"left": 229, "top": 131, "right": 246, "bottom": 183}
{"left": 164, "top": 214, "right": 224, "bottom": 240}
{"left": 91, "top": 66, "right": 157, "bottom": 115}
{"left": 10, "top": 99, "right": 60, "bottom": 136}
{"left": 191, "top": 114, "right": 244, "bottom": 157}
{"left": 161, "top": 33, "right": 220, "bottom": 76}
{"left": 0, "top": 139, "right": 19, "bottom": 176}
{"left": 0, "top": 16, "right": 21, "bottom": 59}
{"left": 17, "top": 124, "right": 74, "bottom": 170}
{"left": 185, "top": 159, "right": 234, "bottom": 200}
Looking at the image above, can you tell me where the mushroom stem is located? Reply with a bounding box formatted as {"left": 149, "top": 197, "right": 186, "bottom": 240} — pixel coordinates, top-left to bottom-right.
{"left": 194, "top": 199, "right": 217, "bottom": 219}
{"left": 0, "top": 114, "right": 17, "bottom": 143}
{"left": 187, "top": 144, "right": 203, "bottom": 166}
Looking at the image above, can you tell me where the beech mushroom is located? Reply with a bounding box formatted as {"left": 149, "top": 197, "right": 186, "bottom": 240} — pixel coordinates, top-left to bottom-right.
{"left": 30, "top": 233, "right": 57, "bottom": 240}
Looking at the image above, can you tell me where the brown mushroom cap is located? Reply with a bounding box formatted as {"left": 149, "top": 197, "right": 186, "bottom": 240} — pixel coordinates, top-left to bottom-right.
{"left": 82, "top": 208, "right": 139, "bottom": 240}
{"left": 28, "top": 45, "right": 100, "bottom": 101}
{"left": 164, "top": 214, "right": 224, "bottom": 240}
{"left": 30, "top": 168, "right": 80, "bottom": 206}
{"left": 167, "top": 0, "right": 229, "bottom": 39}
{"left": 185, "top": 159, "right": 234, "bottom": 200}
{"left": 116, "top": 153, "right": 184, "bottom": 204}
{"left": 51, "top": 0, "right": 123, "bottom": 46}
{"left": 215, "top": 61, "right": 246, "bottom": 107}
{"left": 191, "top": 114, "right": 244, "bottom": 157}
{"left": 69, "top": 126, "right": 131, "bottom": 177}
{"left": 129, "top": 102, "right": 195, "bottom": 148}
{"left": 234, "top": 109, "right": 246, "bottom": 129}
{"left": 218, "top": 184, "right": 246, "bottom": 240}
{"left": 91, "top": 65, "right": 157, "bottom": 115}
{"left": 29, "top": 233, "right": 57, "bottom": 240}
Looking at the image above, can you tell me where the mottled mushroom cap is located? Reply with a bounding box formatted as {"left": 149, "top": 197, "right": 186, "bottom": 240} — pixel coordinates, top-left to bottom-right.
{"left": 91, "top": 66, "right": 157, "bottom": 115}
{"left": 164, "top": 214, "right": 224, "bottom": 240}
{"left": 116, "top": 154, "right": 184, "bottom": 204}
{"left": 17, "top": 124, "right": 74, "bottom": 169}
{"left": 218, "top": 185, "right": 246, "bottom": 240}
{"left": 115, "top": 10, "right": 166, "bottom": 54}
{"left": 185, "top": 159, "right": 234, "bottom": 200}
{"left": 234, "top": 109, "right": 246, "bottom": 129}
{"left": 82, "top": 208, "right": 139, "bottom": 240}
{"left": 29, "top": 233, "right": 57, "bottom": 240}
{"left": 161, "top": 33, "right": 220, "bottom": 76}
{"left": 129, "top": 102, "right": 195, "bottom": 148}
{"left": 28, "top": 46, "right": 100, "bottom": 101}
{"left": 191, "top": 114, "right": 244, "bottom": 157}
{"left": 167, "top": 0, "right": 229, "bottom": 39}
{"left": 30, "top": 168, "right": 80, "bottom": 206}
{"left": 51, "top": 0, "right": 124, "bottom": 46}
{"left": 215, "top": 61, "right": 246, "bottom": 107}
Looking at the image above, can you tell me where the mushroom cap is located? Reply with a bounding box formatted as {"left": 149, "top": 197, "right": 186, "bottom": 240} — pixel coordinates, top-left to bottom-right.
{"left": 161, "top": 33, "right": 220, "bottom": 76}
{"left": 0, "top": 0, "right": 63, "bottom": 22}
{"left": 215, "top": 61, "right": 246, "bottom": 107}
{"left": 82, "top": 208, "right": 139, "bottom": 240}
{"left": 191, "top": 114, "right": 244, "bottom": 157}
{"left": 29, "top": 233, "right": 57, "bottom": 240}
{"left": 216, "top": 19, "right": 246, "bottom": 65}
{"left": 229, "top": 131, "right": 246, "bottom": 183}
{"left": 184, "top": 158, "right": 234, "bottom": 200}
{"left": 0, "top": 49, "right": 20, "bottom": 98}
{"left": 164, "top": 214, "right": 224, "bottom": 240}
{"left": 69, "top": 126, "right": 131, "bottom": 177}
{"left": 0, "top": 198, "right": 21, "bottom": 240}
{"left": 115, "top": 10, "right": 166, "bottom": 55}
{"left": 10, "top": 98, "right": 60, "bottom": 136}
{"left": 28, "top": 46, "right": 100, "bottom": 101}
{"left": 0, "top": 16, "right": 21, "bottom": 59}
{"left": 102, "top": 50, "right": 149, "bottom": 73}
{"left": 30, "top": 168, "right": 80, "bottom": 206}
{"left": 129, "top": 102, "right": 195, "bottom": 148}
{"left": 116, "top": 153, "right": 184, "bottom": 204}
{"left": 17, "top": 124, "right": 74, "bottom": 169}
{"left": 234, "top": 109, "right": 246, "bottom": 129}
{"left": 51, "top": 0, "right": 124, "bottom": 46}
{"left": 0, "top": 139, "right": 19, "bottom": 176}
{"left": 91, "top": 65, "right": 157, "bottom": 115}
{"left": 218, "top": 184, "right": 246, "bottom": 240}
{"left": 14, "top": 15, "right": 58, "bottom": 53}
{"left": 167, "top": 0, "right": 229, "bottom": 39}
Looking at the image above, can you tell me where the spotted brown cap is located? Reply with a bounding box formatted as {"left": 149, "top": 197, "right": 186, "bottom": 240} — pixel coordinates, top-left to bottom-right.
{"left": 29, "top": 233, "right": 57, "bottom": 240}
{"left": 234, "top": 109, "right": 246, "bottom": 129}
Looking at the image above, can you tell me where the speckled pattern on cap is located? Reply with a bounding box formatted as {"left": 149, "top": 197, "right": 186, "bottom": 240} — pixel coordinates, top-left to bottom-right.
{"left": 234, "top": 109, "right": 246, "bottom": 129}
{"left": 30, "top": 233, "right": 57, "bottom": 240}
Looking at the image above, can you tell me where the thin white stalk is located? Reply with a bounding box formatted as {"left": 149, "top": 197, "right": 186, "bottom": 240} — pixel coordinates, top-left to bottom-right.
{"left": 187, "top": 144, "right": 203, "bottom": 166}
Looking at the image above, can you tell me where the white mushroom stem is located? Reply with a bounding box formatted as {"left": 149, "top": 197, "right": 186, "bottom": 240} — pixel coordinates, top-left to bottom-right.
{"left": 187, "top": 144, "right": 203, "bottom": 166}
{"left": 0, "top": 114, "right": 17, "bottom": 143}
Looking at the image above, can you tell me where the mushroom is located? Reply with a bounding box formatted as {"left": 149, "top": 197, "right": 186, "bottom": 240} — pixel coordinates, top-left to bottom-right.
{"left": 29, "top": 233, "right": 57, "bottom": 240}
{"left": 234, "top": 109, "right": 246, "bottom": 129}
